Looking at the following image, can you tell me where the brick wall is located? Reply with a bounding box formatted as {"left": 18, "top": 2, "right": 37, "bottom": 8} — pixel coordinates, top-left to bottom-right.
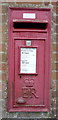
{"left": 56, "top": 2, "right": 58, "bottom": 118}
{"left": 0, "top": 1, "right": 57, "bottom": 119}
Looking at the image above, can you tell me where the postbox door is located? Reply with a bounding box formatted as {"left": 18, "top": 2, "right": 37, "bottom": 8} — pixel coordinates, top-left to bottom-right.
{"left": 8, "top": 8, "right": 51, "bottom": 112}
{"left": 13, "top": 39, "right": 45, "bottom": 110}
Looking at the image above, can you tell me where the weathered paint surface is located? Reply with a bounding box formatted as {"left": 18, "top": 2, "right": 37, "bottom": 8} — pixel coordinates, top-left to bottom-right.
{"left": 8, "top": 8, "right": 51, "bottom": 112}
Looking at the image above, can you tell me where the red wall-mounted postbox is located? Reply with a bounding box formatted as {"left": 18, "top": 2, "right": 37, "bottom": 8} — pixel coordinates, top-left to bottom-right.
{"left": 8, "top": 8, "right": 51, "bottom": 112}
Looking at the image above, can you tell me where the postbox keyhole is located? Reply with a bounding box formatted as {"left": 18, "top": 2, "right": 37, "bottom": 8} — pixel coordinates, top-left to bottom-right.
{"left": 20, "top": 75, "right": 22, "bottom": 78}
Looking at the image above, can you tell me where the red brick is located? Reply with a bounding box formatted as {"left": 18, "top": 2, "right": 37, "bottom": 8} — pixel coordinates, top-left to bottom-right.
{"left": 0, "top": 64, "right": 2, "bottom": 71}
{"left": 56, "top": 6, "right": 58, "bottom": 14}
{"left": 0, "top": 29, "right": 2, "bottom": 33}
{"left": 44, "top": 2, "right": 50, "bottom": 6}
{"left": 51, "top": 72, "right": 57, "bottom": 80}
{"left": 2, "top": 15, "right": 7, "bottom": 23}
{"left": 56, "top": 16, "right": 58, "bottom": 23}
{"left": 56, "top": 72, "right": 58, "bottom": 80}
{"left": 0, "top": 24, "right": 2, "bottom": 33}
{"left": 52, "top": 54, "right": 56, "bottom": 61}
{"left": 2, "top": 73, "right": 7, "bottom": 81}
{"left": 56, "top": 109, "right": 58, "bottom": 116}
{"left": 56, "top": 25, "right": 58, "bottom": 33}
{"left": 0, "top": 53, "right": 7, "bottom": 62}
{"left": 52, "top": 100, "right": 56, "bottom": 108}
{"left": 2, "top": 23, "right": 8, "bottom": 31}
{"left": 56, "top": 45, "right": 58, "bottom": 51}
{"left": 56, "top": 63, "right": 58, "bottom": 70}
{"left": 52, "top": 90, "right": 56, "bottom": 97}
{"left": 52, "top": 44, "right": 56, "bottom": 51}
{"left": 0, "top": 54, "right": 2, "bottom": 62}
{"left": 51, "top": 63, "right": 56, "bottom": 70}
{"left": 0, "top": 15, "right": 2, "bottom": 23}
{"left": 56, "top": 34, "right": 58, "bottom": 42}
{"left": 0, "top": 44, "right": 2, "bottom": 51}
{"left": 0, "top": 74, "right": 2, "bottom": 80}
{"left": 0, "top": 5, "right": 2, "bottom": 13}
{"left": 0, "top": 81, "right": 2, "bottom": 89}
{"left": 2, "top": 53, "right": 7, "bottom": 62}
{"left": 2, "top": 43, "right": 7, "bottom": 52}
{"left": 0, "top": 64, "right": 7, "bottom": 71}
{"left": 52, "top": 44, "right": 58, "bottom": 52}
{"left": 2, "top": 34, "right": 8, "bottom": 42}
{"left": 2, "top": 64, "right": 7, "bottom": 71}
{"left": 51, "top": 2, "right": 57, "bottom": 5}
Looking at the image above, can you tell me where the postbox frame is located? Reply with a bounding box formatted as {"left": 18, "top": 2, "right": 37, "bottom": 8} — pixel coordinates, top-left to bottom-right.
{"left": 8, "top": 7, "right": 51, "bottom": 112}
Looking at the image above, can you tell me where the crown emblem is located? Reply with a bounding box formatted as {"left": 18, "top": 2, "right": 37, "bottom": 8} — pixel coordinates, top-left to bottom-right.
{"left": 24, "top": 78, "right": 34, "bottom": 87}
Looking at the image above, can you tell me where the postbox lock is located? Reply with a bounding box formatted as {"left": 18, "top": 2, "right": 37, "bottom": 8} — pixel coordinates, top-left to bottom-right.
{"left": 16, "top": 97, "right": 26, "bottom": 104}
{"left": 26, "top": 40, "right": 32, "bottom": 46}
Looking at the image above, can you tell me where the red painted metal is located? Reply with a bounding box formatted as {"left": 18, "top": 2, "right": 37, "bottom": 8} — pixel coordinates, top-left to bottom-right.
{"left": 8, "top": 7, "right": 51, "bottom": 112}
